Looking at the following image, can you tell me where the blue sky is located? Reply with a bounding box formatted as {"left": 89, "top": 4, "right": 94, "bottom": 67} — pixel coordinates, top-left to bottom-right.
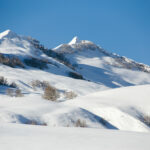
{"left": 0, "top": 0, "right": 150, "bottom": 65}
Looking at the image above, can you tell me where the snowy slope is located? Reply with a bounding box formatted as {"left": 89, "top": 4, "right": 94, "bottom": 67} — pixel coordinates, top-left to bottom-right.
{"left": 0, "top": 84, "right": 149, "bottom": 132}
{"left": 67, "top": 84, "right": 150, "bottom": 132}
{"left": 0, "top": 30, "right": 108, "bottom": 95}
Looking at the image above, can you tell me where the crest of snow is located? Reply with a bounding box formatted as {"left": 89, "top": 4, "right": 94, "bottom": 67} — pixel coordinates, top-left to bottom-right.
{"left": 68, "top": 36, "right": 94, "bottom": 45}
{"left": 0, "top": 29, "right": 18, "bottom": 39}
{"left": 53, "top": 44, "right": 63, "bottom": 50}
{"left": 68, "top": 36, "right": 81, "bottom": 45}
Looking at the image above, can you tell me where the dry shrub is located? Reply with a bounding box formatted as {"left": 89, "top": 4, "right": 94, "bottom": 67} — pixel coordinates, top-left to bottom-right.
{"left": 68, "top": 72, "right": 84, "bottom": 80}
{"left": 10, "top": 82, "right": 17, "bottom": 88}
{"left": 0, "top": 76, "right": 8, "bottom": 85}
{"left": 65, "top": 91, "right": 77, "bottom": 100}
{"left": 24, "top": 57, "right": 48, "bottom": 69}
{"left": 0, "top": 53, "right": 24, "bottom": 68}
{"left": 15, "top": 89, "right": 23, "bottom": 97}
{"left": 26, "top": 120, "right": 47, "bottom": 126}
{"left": 143, "top": 115, "right": 150, "bottom": 126}
{"left": 75, "top": 119, "right": 87, "bottom": 127}
{"left": 43, "top": 84, "right": 59, "bottom": 101}
{"left": 0, "top": 76, "right": 17, "bottom": 88}
{"left": 6, "top": 88, "right": 14, "bottom": 97}
{"left": 31, "top": 80, "right": 49, "bottom": 90}
{"left": 6, "top": 88, "right": 23, "bottom": 97}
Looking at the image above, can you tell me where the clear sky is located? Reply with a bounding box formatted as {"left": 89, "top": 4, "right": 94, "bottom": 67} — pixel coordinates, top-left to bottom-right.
{"left": 0, "top": 0, "right": 150, "bottom": 65}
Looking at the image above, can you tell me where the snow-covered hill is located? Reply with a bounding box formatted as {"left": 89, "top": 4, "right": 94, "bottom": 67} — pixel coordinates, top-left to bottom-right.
{"left": 0, "top": 30, "right": 150, "bottom": 149}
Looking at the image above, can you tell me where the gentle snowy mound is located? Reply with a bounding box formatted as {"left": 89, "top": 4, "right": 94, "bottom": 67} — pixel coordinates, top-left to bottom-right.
{"left": 0, "top": 84, "right": 150, "bottom": 132}
{"left": 67, "top": 84, "right": 150, "bottom": 132}
{"left": 0, "top": 123, "right": 150, "bottom": 150}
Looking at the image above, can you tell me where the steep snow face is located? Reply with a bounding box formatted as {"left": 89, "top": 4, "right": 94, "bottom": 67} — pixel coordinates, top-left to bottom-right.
{"left": 0, "top": 29, "right": 18, "bottom": 39}
{"left": 68, "top": 36, "right": 80, "bottom": 45}
{"left": 0, "top": 30, "right": 43, "bottom": 58}
{"left": 53, "top": 37, "right": 150, "bottom": 87}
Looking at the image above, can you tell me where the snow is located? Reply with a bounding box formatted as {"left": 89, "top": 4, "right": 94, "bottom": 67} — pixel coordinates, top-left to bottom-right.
{"left": 0, "top": 29, "right": 18, "bottom": 39}
{"left": 54, "top": 41, "right": 150, "bottom": 87}
{"left": 68, "top": 36, "right": 80, "bottom": 45}
{"left": 0, "top": 123, "right": 150, "bottom": 150}
{"left": 66, "top": 84, "right": 150, "bottom": 132}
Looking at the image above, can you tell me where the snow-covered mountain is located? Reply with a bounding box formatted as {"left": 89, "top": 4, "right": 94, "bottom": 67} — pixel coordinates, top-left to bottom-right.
{"left": 54, "top": 36, "right": 150, "bottom": 87}
{"left": 0, "top": 30, "right": 150, "bottom": 149}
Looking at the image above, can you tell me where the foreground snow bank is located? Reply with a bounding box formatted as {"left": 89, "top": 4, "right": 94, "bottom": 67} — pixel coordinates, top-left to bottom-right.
{"left": 0, "top": 123, "right": 150, "bottom": 150}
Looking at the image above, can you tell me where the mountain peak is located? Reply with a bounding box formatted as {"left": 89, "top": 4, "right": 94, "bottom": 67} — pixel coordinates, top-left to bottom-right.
{"left": 0, "top": 29, "right": 18, "bottom": 39}
{"left": 68, "top": 36, "right": 80, "bottom": 45}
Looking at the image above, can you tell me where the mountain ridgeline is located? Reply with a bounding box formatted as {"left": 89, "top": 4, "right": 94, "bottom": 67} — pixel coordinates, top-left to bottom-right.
{"left": 0, "top": 29, "right": 150, "bottom": 92}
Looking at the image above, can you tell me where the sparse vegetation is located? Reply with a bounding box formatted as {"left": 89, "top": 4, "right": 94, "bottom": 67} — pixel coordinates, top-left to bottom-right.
{"left": 0, "top": 76, "right": 17, "bottom": 88}
{"left": 0, "top": 76, "right": 8, "bottom": 86}
{"left": 32, "top": 41, "right": 76, "bottom": 70}
{"left": 68, "top": 71, "right": 84, "bottom": 80}
{"left": 10, "top": 82, "right": 17, "bottom": 88}
{"left": 6, "top": 88, "right": 23, "bottom": 97}
{"left": 75, "top": 119, "right": 87, "bottom": 127}
{"left": 43, "top": 84, "right": 59, "bottom": 101}
{"left": 31, "top": 80, "right": 49, "bottom": 90}
{"left": 64, "top": 91, "right": 77, "bottom": 100}
{"left": 0, "top": 53, "right": 24, "bottom": 68}
{"left": 24, "top": 57, "right": 48, "bottom": 69}
{"left": 6, "top": 88, "right": 14, "bottom": 97}
{"left": 143, "top": 115, "right": 150, "bottom": 126}
{"left": 15, "top": 89, "right": 23, "bottom": 97}
{"left": 26, "top": 119, "right": 47, "bottom": 126}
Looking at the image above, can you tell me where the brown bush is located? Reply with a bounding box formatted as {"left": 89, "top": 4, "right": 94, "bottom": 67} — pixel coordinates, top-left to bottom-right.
{"left": 143, "top": 115, "right": 150, "bottom": 126}
{"left": 15, "top": 89, "right": 23, "bottom": 97}
{"left": 64, "top": 91, "right": 77, "bottom": 100}
{"left": 43, "top": 84, "right": 59, "bottom": 101}
{"left": 6, "top": 88, "right": 23, "bottom": 97}
{"left": 6, "top": 88, "right": 14, "bottom": 97}
{"left": 0, "top": 53, "right": 24, "bottom": 68}
{"left": 31, "top": 80, "right": 49, "bottom": 90}
{"left": 75, "top": 119, "right": 87, "bottom": 127}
